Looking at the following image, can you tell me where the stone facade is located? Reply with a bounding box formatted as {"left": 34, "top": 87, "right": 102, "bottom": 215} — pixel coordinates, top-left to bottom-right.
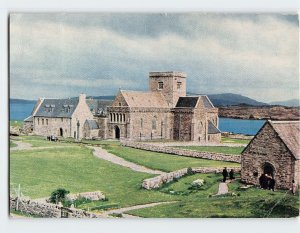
{"left": 241, "top": 121, "right": 300, "bottom": 189}
{"left": 31, "top": 94, "right": 94, "bottom": 140}
{"left": 26, "top": 71, "right": 221, "bottom": 142}
{"left": 107, "top": 71, "right": 221, "bottom": 143}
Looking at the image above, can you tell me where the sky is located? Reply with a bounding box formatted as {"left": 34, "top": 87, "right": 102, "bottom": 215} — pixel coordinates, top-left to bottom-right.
{"left": 9, "top": 13, "right": 299, "bottom": 103}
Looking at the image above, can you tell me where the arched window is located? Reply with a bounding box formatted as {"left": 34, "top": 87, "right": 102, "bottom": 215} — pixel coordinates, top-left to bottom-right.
{"left": 140, "top": 118, "right": 143, "bottom": 128}
{"left": 110, "top": 113, "right": 112, "bottom": 122}
{"left": 123, "top": 114, "right": 126, "bottom": 123}
{"left": 117, "top": 114, "right": 119, "bottom": 122}
{"left": 113, "top": 113, "right": 116, "bottom": 122}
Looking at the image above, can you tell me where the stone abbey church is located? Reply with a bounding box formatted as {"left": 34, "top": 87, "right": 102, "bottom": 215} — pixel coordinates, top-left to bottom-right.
{"left": 25, "top": 72, "right": 221, "bottom": 142}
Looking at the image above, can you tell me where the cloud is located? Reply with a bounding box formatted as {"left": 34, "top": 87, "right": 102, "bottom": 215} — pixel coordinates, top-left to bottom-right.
{"left": 9, "top": 13, "right": 299, "bottom": 102}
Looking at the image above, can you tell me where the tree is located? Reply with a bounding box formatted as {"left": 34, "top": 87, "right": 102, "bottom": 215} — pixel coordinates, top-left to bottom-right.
{"left": 49, "top": 188, "right": 70, "bottom": 204}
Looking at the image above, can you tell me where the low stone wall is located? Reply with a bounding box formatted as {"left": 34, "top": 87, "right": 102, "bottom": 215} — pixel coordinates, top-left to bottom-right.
{"left": 10, "top": 197, "right": 104, "bottom": 218}
{"left": 142, "top": 167, "right": 241, "bottom": 190}
{"left": 66, "top": 191, "right": 105, "bottom": 201}
{"left": 121, "top": 141, "right": 241, "bottom": 163}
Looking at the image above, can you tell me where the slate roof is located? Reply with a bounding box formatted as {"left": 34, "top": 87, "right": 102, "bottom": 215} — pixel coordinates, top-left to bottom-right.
{"left": 121, "top": 91, "right": 169, "bottom": 108}
{"left": 270, "top": 121, "right": 300, "bottom": 160}
{"left": 86, "top": 99, "right": 113, "bottom": 116}
{"left": 175, "top": 95, "right": 214, "bottom": 109}
{"left": 200, "top": 96, "right": 214, "bottom": 109}
{"left": 85, "top": 120, "right": 99, "bottom": 129}
{"left": 175, "top": 97, "right": 199, "bottom": 108}
{"left": 208, "top": 120, "right": 221, "bottom": 134}
{"left": 34, "top": 98, "right": 79, "bottom": 118}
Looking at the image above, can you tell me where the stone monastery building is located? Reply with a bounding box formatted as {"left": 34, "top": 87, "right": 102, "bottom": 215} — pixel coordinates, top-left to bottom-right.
{"left": 241, "top": 120, "right": 300, "bottom": 189}
{"left": 26, "top": 71, "right": 221, "bottom": 142}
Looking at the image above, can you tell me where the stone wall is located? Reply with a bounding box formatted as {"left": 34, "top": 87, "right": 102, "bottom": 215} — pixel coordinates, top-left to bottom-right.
{"left": 241, "top": 122, "right": 296, "bottom": 189}
{"left": 10, "top": 197, "right": 104, "bottom": 218}
{"left": 121, "top": 141, "right": 241, "bottom": 163}
{"left": 142, "top": 167, "right": 241, "bottom": 190}
{"left": 33, "top": 117, "right": 72, "bottom": 137}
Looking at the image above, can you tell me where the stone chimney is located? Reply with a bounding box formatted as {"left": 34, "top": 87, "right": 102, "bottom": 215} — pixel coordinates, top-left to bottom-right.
{"left": 79, "top": 93, "right": 86, "bottom": 103}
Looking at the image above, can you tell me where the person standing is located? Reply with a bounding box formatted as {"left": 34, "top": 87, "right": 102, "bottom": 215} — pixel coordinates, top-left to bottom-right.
{"left": 291, "top": 180, "right": 297, "bottom": 195}
{"left": 222, "top": 167, "right": 228, "bottom": 182}
{"left": 229, "top": 169, "right": 235, "bottom": 180}
{"left": 269, "top": 177, "right": 275, "bottom": 191}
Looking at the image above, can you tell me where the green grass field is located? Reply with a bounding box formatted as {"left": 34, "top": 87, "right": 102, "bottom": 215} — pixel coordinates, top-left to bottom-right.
{"left": 10, "top": 141, "right": 17, "bottom": 148}
{"left": 101, "top": 142, "right": 240, "bottom": 172}
{"left": 10, "top": 145, "right": 177, "bottom": 207}
{"left": 221, "top": 137, "right": 251, "bottom": 144}
{"left": 176, "top": 146, "right": 244, "bottom": 155}
{"left": 127, "top": 173, "right": 299, "bottom": 218}
{"left": 10, "top": 136, "right": 298, "bottom": 218}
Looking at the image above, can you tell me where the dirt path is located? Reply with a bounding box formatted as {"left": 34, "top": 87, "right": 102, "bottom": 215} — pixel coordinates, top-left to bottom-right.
{"left": 104, "top": 201, "right": 177, "bottom": 215}
{"left": 10, "top": 140, "right": 77, "bottom": 151}
{"left": 89, "top": 146, "right": 164, "bottom": 175}
{"left": 10, "top": 140, "right": 33, "bottom": 151}
{"left": 216, "top": 182, "right": 229, "bottom": 195}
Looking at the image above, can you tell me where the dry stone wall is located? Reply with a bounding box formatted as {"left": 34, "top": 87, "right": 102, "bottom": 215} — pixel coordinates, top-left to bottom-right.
{"left": 121, "top": 141, "right": 241, "bottom": 163}
{"left": 142, "top": 167, "right": 241, "bottom": 190}
{"left": 10, "top": 197, "right": 104, "bottom": 218}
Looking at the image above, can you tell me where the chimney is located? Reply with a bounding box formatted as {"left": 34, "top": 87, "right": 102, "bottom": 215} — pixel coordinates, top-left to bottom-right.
{"left": 79, "top": 93, "right": 86, "bottom": 102}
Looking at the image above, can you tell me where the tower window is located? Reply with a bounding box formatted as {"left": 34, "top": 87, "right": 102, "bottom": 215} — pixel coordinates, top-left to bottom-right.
{"left": 177, "top": 82, "right": 182, "bottom": 89}
{"left": 158, "top": 82, "right": 164, "bottom": 89}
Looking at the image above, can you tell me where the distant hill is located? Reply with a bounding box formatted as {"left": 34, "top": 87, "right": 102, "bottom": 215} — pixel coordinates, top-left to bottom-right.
{"left": 188, "top": 93, "right": 267, "bottom": 107}
{"left": 10, "top": 98, "right": 36, "bottom": 104}
{"left": 269, "top": 99, "right": 300, "bottom": 107}
{"left": 11, "top": 93, "right": 268, "bottom": 107}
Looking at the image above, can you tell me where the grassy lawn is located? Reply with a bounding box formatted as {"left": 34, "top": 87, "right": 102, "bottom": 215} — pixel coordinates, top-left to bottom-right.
{"left": 101, "top": 142, "right": 240, "bottom": 172}
{"left": 10, "top": 144, "right": 177, "bottom": 208}
{"left": 127, "top": 173, "right": 299, "bottom": 218}
{"left": 10, "top": 136, "right": 298, "bottom": 218}
{"left": 10, "top": 141, "right": 17, "bottom": 148}
{"left": 221, "top": 136, "right": 251, "bottom": 144}
{"left": 176, "top": 146, "right": 244, "bottom": 155}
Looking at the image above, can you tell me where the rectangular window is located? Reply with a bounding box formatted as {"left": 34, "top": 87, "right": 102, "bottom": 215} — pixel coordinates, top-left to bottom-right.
{"left": 38, "top": 118, "right": 40, "bottom": 125}
{"left": 61, "top": 118, "right": 63, "bottom": 122}
{"left": 42, "top": 119, "right": 44, "bottom": 125}
{"left": 177, "top": 82, "right": 182, "bottom": 89}
{"left": 158, "top": 82, "right": 164, "bottom": 89}
{"left": 46, "top": 119, "right": 48, "bottom": 125}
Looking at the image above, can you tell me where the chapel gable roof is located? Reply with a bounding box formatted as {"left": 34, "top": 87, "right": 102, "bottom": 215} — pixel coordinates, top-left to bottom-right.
{"left": 85, "top": 119, "right": 99, "bottom": 130}
{"left": 270, "top": 121, "right": 300, "bottom": 160}
{"left": 208, "top": 120, "right": 221, "bottom": 134}
{"left": 175, "top": 95, "right": 215, "bottom": 109}
{"left": 242, "top": 120, "right": 300, "bottom": 160}
{"left": 120, "top": 91, "right": 169, "bottom": 108}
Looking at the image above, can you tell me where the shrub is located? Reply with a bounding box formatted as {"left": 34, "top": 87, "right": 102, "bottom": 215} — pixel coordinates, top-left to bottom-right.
{"left": 49, "top": 188, "right": 70, "bottom": 204}
{"left": 187, "top": 167, "right": 194, "bottom": 175}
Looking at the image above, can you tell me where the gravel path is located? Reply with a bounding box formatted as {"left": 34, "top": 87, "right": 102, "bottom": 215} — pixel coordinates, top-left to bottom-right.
{"left": 10, "top": 140, "right": 33, "bottom": 151}
{"left": 216, "top": 182, "right": 229, "bottom": 195}
{"left": 10, "top": 140, "right": 77, "bottom": 151}
{"left": 104, "top": 201, "right": 177, "bottom": 215}
{"left": 89, "top": 146, "right": 164, "bottom": 175}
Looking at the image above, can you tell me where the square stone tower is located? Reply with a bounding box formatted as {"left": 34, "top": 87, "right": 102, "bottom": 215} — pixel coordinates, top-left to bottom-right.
{"left": 149, "top": 71, "right": 187, "bottom": 107}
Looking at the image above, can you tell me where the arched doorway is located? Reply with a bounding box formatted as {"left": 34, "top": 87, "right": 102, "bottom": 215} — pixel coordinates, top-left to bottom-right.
{"left": 115, "top": 126, "right": 120, "bottom": 139}
{"left": 263, "top": 162, "right": 275, "bottom": 177}
{"left": 60, "top": 128, "right": 63, "bottom": 137}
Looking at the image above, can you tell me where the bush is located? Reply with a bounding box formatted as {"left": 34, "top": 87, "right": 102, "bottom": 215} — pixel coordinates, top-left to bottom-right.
{"left": 49, "top": 188, "right": 70, "bottom": 204}
{"left": 187, "top": 167, "right": 194, "bottom": 175}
